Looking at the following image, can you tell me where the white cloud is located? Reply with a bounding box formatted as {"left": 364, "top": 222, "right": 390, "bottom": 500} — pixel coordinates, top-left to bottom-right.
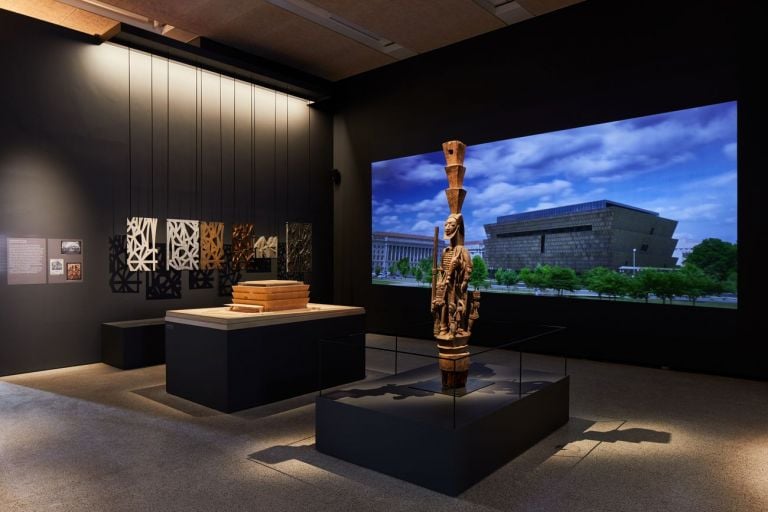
{"left": 380, "top": 215, "right": 399, "bottom": 225}
{"left": 471, "top": 179, "right": 572, "bottom": 204}
{"left": 526, "top": 202, "right": 556, "bottom": 211}
{"left": 522, "top": 187, "right": 609, "bottom": 212}
{"left": 392, "top": 190, "right": 445, "bottom": 213}
{"left": 462, "top": 132, "right": 602, "bottom": 183}
{"left": 471, "top": 203, "right": 515, "bottom": 221}
{"left": 373, "top": 201, "right": 394, "bottom": 215}
{"left": 409, "top": 161, "right": 445, "bottom": 183}
{"left": 684, "top": 170, "right": 736, "bottom": 190}
{"left": 723, "top": 142, "right": 737, "bottom": 160}
{"left": 372, "top": 155, "right": 445, "bottom": 185}
{"left": 653, "top": 202, "right": 720, "bottom": 221}
{"left": 411, "top": 220, "right": 439, "bottom": 232}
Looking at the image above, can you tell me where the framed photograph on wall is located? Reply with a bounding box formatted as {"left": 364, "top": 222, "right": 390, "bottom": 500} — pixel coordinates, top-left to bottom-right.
{"left": 49, "top": 258, "right": 64, "bottom": 276}
{"left": 61, "top": 240, "right": 82, "bottom": 254}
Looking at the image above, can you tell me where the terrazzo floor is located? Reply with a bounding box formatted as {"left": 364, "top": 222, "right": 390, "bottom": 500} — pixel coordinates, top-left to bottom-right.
{"left": 1, "top": 335, "right": 766, "bottom": 511}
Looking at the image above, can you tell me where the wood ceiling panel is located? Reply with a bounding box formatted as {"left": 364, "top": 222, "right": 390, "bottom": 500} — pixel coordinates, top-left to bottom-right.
{"left": 59, "top": 8, "right": 119, "bottom": 35}
{"left": 207, "top": 2, "right": 397, "bottom": 81}
{"left": 517, "top": 0, "right": 584, "bottom": 17}
{"left": 0, "top": 0, "right": 117, "bottom": 35}
{"left": 106, "top": 0, "right": 258, "bottom": 34}
{"left": 4, "top": 0, "right": 588, "bottom": 81}
{"left": 312, "top": 0, "right": 505, "bottom": 54}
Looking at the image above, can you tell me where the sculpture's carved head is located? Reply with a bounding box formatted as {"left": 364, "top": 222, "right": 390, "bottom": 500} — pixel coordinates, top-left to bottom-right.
{"left": 444, "top": 213, "right": 465, "bottom": 243}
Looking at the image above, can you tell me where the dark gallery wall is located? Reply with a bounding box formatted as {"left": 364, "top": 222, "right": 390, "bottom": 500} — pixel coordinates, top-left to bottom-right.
{"left": 0, "top": 10, "right": 333, "bottom": 376}
{"left": 331, "top": 0, "right": 765, "bottom": 379}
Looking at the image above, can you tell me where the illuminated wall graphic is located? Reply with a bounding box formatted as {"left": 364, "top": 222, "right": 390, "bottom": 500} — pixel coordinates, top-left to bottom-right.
{"left": 166, "top": 219, "right": 200, "bottom": 271}
{"left": 232, "top": 223, "right": 255, "bottom": 270}
{"left": 126, "top": 217, "right": 158, "bottom": 272}
{"left": 200, "top": 222, "right": 225, "bottom": 270}
{"left": 372, "top": 102, "right": 737, "bottom": 307}
{"left": 286, "top": 222, "right": 312, "bottom": 273}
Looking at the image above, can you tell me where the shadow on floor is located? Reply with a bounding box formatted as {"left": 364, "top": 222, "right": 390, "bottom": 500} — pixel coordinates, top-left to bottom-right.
{"left": 582, "top": 427, "right": 671, "bottom": 444}
{"left": 246, "top": 416, "right": 671, "bottom": 496}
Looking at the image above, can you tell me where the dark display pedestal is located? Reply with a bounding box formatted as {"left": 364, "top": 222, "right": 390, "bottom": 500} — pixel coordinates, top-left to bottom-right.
{"left": 101, "top": 319, "right": 165, "bottom": 370}
{"left": 316, "top": 362, "right": 569, "bottom": 496}
{"left": 165, "top": 306, "right": 365, "bottom": 413}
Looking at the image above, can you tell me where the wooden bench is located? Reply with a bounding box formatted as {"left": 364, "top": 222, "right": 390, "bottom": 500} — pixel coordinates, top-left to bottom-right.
{"left": 101, "top": 318, "right": 165, "bottom": 369}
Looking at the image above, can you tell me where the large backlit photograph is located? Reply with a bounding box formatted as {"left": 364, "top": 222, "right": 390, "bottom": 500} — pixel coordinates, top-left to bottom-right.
{"left": 372, "top": 101, "right": 737, "bottom": 308}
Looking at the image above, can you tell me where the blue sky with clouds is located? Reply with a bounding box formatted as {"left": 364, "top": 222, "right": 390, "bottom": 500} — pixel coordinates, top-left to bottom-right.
{"left": 372, "top": 101, "right": 737, "bottom": 259}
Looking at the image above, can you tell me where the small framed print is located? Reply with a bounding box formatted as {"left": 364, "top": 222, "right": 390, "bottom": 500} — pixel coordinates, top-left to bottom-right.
{"left": 49, "top": 258, "right": 65, "bottom": 276}
{"left": 66, "top": 262, "right": 82, "bottom": 281}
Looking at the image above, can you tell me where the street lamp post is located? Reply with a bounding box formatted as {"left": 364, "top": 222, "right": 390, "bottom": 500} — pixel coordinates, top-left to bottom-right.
{"left": 632, "top": 248, "right": 637, "bottom": 276}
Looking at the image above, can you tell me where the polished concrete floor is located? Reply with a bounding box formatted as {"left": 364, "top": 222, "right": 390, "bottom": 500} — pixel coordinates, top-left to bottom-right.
{"left": 1, "top": 335, "right": 766, "bottom": 511}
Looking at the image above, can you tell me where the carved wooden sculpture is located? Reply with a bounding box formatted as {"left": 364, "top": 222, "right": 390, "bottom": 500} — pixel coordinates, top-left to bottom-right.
{"left": 430, "top": 140, "right": 480, "bottom": 389}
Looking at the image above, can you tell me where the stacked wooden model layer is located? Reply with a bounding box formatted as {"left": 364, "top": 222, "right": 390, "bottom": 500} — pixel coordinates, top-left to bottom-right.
{"left": 230, "top": 280, "right": 310, "bottom": 312}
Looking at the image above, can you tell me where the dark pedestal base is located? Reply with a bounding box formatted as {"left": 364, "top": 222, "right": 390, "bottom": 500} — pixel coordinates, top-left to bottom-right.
{"left": 316, "top": 362, "right": 569, "bottom": 496}
{"left": 101, "top": 319, "right": 165, "bottom": 370}
{"left": 165, "top": 314, "right": 365, "bottom": 413}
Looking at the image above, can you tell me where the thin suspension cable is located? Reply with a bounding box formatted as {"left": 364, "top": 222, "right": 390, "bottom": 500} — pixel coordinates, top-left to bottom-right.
{"left": 273, "top": 89, "right": 277, "bottom": 236}
{"left": 150, "top": 54, "right": 154, "bottom": 218}
{"left": 252, "top": 84, "right": 256, "bottom": 223}
{"left": 233, "top": 78, "right": 236, "bottom": 221}
{"left": 166, "top": 55, "right": 170, "bottom": 218}
{"left": 285, "top": 94, "right": 289, "bottom": 221}
{"left": 128, "top": 49, "right": 132, "bottom": 220}
{"left": 219, "top": 73, "right": 223, "bottom": 222}
{"left": 194, "top": 66, "right": 198, "bottom": 220}
{"left": 307, "top": 102, "right": 311, "bottom": 219}
{"left": 200, "top": 69, "right": 204, "bottom": 220}
{"left": 189, "top": 66, "right": 193, "bottom": 220}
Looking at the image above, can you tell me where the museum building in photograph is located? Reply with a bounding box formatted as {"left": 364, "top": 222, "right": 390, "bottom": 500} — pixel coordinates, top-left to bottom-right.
{"left": 483, "top": 200, "right": 678, "bottom": 272}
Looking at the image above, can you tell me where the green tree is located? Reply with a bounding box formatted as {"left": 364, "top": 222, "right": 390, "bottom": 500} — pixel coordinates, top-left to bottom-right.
{"left": 678, "top": 264, "right": 719, "bottom": 306}
{"left": 649, "top": 271, "right": 685, "bottom": 304}
{"left": 544, "top": 265, "right": 578, "bottom": 296}
{"left": 388, "top": 262, "right": 398, "bottom": 278}
{"left": 397, "top": 257, "right": 410, "bottom": 278}
{"left": 722, "top": 270, "right": 737, "bottom": 294}
{"left": 418, "top": 258, "right": 433, "bottom": 285}
{"left": 469, "top": 256, "right": 489, "bottom": 290}
{"left": 495, "top": 268, "right": 518, "bottom": 290}
{"left": 374, "top": 264, "right": 382, "bottom": 277}
{"left": 519, "top": 266, "right": 547, "bottom": 292}
{"left": 585, "top": 267, "right": 629, "bottom": 299}
{"left": 626, "top": 269, "right": 657, "bottom": 303}
{"left": 685, "top": 238, "right": 737, "bottom": 282}
{"left": 413, "top": 266, "right": 424, "bottom": 285}
{"left": 585, "top": 267, "right": 610, "bottom": 298}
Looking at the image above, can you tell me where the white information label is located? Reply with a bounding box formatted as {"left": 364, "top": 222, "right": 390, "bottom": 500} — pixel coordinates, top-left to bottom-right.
{"left": 7, "top": 238, "right": 47, "bottom": 285}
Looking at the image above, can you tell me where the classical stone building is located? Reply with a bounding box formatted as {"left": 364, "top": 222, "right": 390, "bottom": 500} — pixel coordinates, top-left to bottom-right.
{"left": 465, "top": 240, "right": 486, "bottom": 260}
{"left": 483, "top": 200, "right": 678, "bottom": 273}
{"left": 372, "top": 232, "right": 446, "bottom": 274}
